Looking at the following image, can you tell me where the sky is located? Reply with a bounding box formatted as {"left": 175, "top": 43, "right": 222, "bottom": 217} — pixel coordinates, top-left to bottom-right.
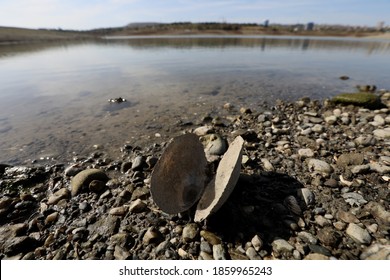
{"left": 0, "top": 0, "right": 388, "bottom": 30}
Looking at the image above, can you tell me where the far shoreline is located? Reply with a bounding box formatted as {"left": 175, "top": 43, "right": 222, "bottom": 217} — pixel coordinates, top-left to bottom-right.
{"left": 1, "top": 25, "right": 390, "bottom": 44}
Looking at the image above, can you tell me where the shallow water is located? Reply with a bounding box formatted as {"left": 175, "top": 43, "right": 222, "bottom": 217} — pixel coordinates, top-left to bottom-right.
{"left": 0, "top": 36, "right": 389, "bottom": 164}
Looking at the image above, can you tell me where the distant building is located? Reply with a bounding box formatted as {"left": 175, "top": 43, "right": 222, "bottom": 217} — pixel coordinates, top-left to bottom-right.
{"left": 306, "top": 22, "right": 315, "bottom": 31}
{"left": 377, "top": 21, "right": 385, "bottom": 31}
{"left": 264, "top": 20, "right": 269, "bottom": 27}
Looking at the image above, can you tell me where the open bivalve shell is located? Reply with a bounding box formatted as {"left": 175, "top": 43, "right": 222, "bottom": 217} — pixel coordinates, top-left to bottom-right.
{"left": 194, "top": 135, "right": 244, "bottom": 222}
{"left": 150, "top": 133, "right": 244, "bottom": 221}
{"left": 150, "top": 133, "right": 208, "bottom": 214}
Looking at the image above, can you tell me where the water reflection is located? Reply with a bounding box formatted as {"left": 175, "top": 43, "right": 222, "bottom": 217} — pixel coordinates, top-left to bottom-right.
{"left": 105, "top": 35, "right": 390, "bottom": 54}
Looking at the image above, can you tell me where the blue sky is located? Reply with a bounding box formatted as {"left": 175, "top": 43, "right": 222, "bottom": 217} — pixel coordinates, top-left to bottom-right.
{"left": 0, "top": 0, "right": 388, "bottom": 30}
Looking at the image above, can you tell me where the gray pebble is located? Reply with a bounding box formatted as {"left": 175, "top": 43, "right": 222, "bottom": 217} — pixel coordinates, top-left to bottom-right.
{"left": 298, "top": 148, "right": 314, "bottom": 158}
{"left": 306, "top": 159, "right": 332, "bottom": 175}
{"left": 342, "top": 192, "right": 368, "bottom": 207}
{"left": 315, "top": 215, "right": 332, "bottom": 227}
{"left": 298, "top": 231, "right": 318, "bottom": 244}
{"left": 272, "top": 239, "right": 295, "bottom": 254}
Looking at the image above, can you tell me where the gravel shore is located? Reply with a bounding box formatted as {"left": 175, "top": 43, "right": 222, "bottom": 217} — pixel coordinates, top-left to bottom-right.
{"left": 1, "top": 91, "right": 389, "bottom": 260}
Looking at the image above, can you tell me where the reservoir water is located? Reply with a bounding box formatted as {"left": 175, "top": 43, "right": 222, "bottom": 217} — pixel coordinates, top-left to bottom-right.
{"left": 0, "top": 36, "right": 389, "bottom": 164}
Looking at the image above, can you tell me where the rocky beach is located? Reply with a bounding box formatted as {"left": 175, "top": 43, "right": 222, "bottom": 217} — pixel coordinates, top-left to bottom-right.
{"left": 1, "top": 90, "right": 389, "bottom": 260}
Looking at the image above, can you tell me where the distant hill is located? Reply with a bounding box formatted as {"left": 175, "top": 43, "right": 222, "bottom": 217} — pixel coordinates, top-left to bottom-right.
{"left": 126, "top": 22, "right": 162, "bottom": 28}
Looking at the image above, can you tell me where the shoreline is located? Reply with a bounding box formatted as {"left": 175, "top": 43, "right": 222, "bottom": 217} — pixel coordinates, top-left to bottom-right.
{"left": 1, "top": 92, "right": 389, "bottom": 260}
{"left": 1, "top": 25, "right": 389, "bottom": 44}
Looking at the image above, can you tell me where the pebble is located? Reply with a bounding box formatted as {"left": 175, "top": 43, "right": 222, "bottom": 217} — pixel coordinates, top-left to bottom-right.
{"left": 341, "top": 192, "right": 368, "bottom": 207}
{"left": 182, "top": 223, "right": 199, "bottom": 243}
{"left": 306, "top": 159, "right": 332, "bottom": 175}
{"left": 351, "top": 164, "right": 370, "bottom": 174}
{"left": 89, "top": 180, "right": 106, "bottom": 193}
{"left": 70, "top": 169, "right": 108, "bottom": 197}
{"left": 346, "top": 223, "right": 372, "bottom": 245}
{"left": 315, "top": 215, "right": 332, "bottom": 227}
{"left": 261, "top": 158, "right": 275, "bottom": 171}
{"left": 304, "top": 253, "right": 329, "bottom": 260}
{"left": 369, "top": 162, "right": 390, "bottom": 174}
{"left": 373, "top": 127, "right": 390, "bottom": 139}
{"left": 200, "top": 241, "right": 212, "bottom": 254}
{"left": 297, "top": 188, "right": 315, "bottom": 207}
{"left": 200, "top": 230, "right": 221, "bottom": 245}
{"left": 143, "top": 227, "right": 162, "bottom": 245}
{"left": 370, "top": 115, "right": 385, "bottom": 126}
{"left": 203, "top": 134, "right": 227, "bottom": 155}
{"left": 213, "top": 244, "right": 227, "bottom": 260}
{"left": 298, "top": 148, "right": 314, "bottom": 158}
{"left": 193, "top": 126, "right": 213, "bottom": 136}
{"left": 317, "top": 227, "right": 341, "bottom": 247}
{"left": 365, "top": 202, "right": 390, "bottom": 227}
{"left": 109, "top": 206, "right": 128, "bottom": 216}
{"left": 131, "top": 156, "right": 145, "bottom": 170}
{"left": 298, "top": 231, "right": 318, "bottom": 245}
{"left": 336, "top": 153, "right": 364, "bottom": 168}
{"left": 251, "top": 235, "right": 263, "bottom": 251}
{"left": 47, "top": 188, "right": 70, "bottom": 205}
{"left": 129, "top": 199, "right": 147, "bottom": 213}
{"left": 45, "top": 212, "right": 58, "bottom": 224}
{"left": 325, "top": 115, "right": 337, "bottom": 124}
{"left": 337, "top": 210, "right": 360, "bottom": 224}
{"left": 360, "top": 244, "right": 390, "bottom": 260}
{"left": 246, "top": 247, "right": 261, "bottom": 260}
{"left": 272, "top": 239, "right": 295, "bottom": 254}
